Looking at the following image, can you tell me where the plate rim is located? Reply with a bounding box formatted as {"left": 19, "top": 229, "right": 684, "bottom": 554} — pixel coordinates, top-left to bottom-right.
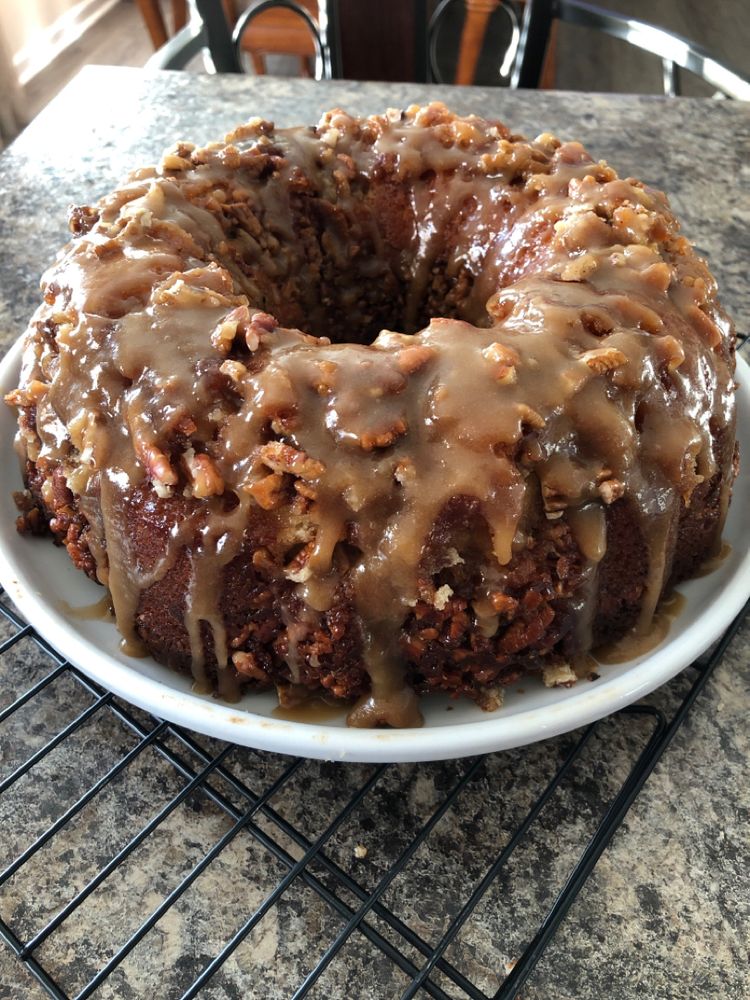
{"left": 0, "top": 336, "right": 748, "bottom": 762}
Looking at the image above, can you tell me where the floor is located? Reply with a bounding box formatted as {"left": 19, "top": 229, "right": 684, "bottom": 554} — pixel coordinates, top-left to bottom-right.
{"left": 19, "top": 0, "right": 750, "bottom": 126}
{"left": 22, "top": 1, "right": 153, "bottom": 121}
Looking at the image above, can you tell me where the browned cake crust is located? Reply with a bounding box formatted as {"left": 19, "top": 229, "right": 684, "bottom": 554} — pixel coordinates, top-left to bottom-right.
{"left": 6, "top": 103, "right": 737, "bottom": 726}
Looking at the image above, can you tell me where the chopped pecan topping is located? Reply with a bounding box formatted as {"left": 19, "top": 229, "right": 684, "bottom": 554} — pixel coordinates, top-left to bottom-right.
{"left": 251, "top": 547, "right": 275, "bottom": 571}
{"left": 69, "top": 204, "right": 100, "bottom": 236}
{"left": 475, "top": 686, "right": 504, "bottom": 712}
{"left": 489, "top": 592, "right": 519, "bottom": 618}
{"left": 358, "top": 419, "right": 407, "bottom": 451}
{"left": 541, "top": 483, "right": 568, "bottom": 513}
{"left": 580, "top": 347, "right": 628, "bottom": 373}
{"left": 542, "top": 662, "right": 577, "bottom": 688}
{"left": 5, "top": 379, "right": 48, "bottom": 407}
{"left": 655, "top": 335, "right": 685, "bottom": 372}
{"left": 314, "top": 360, "right": 338, "bottom": 395}
{"left": 285, "top": 541, "right": 315, "bottom": 583}
{"left": 143, "top": 445, "right": 178, "bottom": 496}
{"left": 246, "top": 471, "right": 284, "bottom": 510}
{"left": 433, "top": 584, "right": 453, "bottom": 610}
{"left": 483, "top": 342, "right": 520, "bottom": 366}
{"left": 154, "top": 268, "right": 238, "bottom": 310}
{"left": 517, "top": 404, "right": 545, "bottom": 430}
{"left": 598, "top": 479, "right": 625, "bottom": 505}
{"left": 232, "top": 651, "right": 267, "bottom": 682}
{"left": 259, "top": 441, "right": 325, "bottom": 479}
{"left": 219, "top": 359, "right": 248, "bottom": 383}
{"left": 184, "top": 449, "right": 224, "bottom": 498}
{"left": 160, "top": 151, "right": 193, "bottom": 172}
{"left": 686, "top": 304, "right": 721, "bottom": 348}
{"left": 560, "top": 253, "right": 598, "bottom": 282}
{"left": 294, "top": 480, "right": 318, "bottom": 501}
{"left": 483, "top": 342, "right": 520, "bottom": 384}
{"left": 394, "top": 458, "right": 417, "bottom": 485}
{"left": 397, "top": 345, "right": 435, "bottom": 374}
{"left": 211, "top": 305, "right": 252, "bottom": 355}
{"left": 249, "top": 310, "right": 278, "bottom": 335}
{"left": 175, "top": 414, "right": 198, "bottom": 437}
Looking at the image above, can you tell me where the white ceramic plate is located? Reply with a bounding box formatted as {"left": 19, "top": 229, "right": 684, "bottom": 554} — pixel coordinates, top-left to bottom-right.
{"left": 0, "top": 336, "right": 748, "bottom": 762}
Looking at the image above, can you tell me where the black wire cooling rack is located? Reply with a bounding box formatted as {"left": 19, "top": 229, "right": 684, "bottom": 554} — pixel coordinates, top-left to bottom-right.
{"left": 1, "top": 335, "right": 748, "bottom": 1000}
{"left": 1, "top": 597, "right": 748, "bottom": 1000}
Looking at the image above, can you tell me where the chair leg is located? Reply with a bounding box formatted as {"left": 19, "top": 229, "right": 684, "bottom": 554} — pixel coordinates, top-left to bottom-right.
{"left": 135, "top": 0, "right": 169, "bottom": 49}
{"left": 251, "top": 52, "right": 266, "bottom": 75}
{"left": 222, "top": 0, "right": 239, "bottom": 23}
{"left": 540, "top": 18, "right": 557, "bottom": 88}
{"left": 172, "top": 0, "right": 188, "bottom": 33}
{"left": 300, "top": 56, "right": 313, "bottom": 78}
{"left": 455, "top": 0, "right": 500, "bottom": 85}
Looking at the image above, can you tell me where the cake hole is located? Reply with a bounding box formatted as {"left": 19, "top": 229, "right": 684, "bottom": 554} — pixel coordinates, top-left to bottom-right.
{"left": 228, "top": 181, "right": 498, "bottom": 345}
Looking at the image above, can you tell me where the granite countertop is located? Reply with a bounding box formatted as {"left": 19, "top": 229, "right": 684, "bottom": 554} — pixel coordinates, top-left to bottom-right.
{"left": 0, "top": 66, "right": 748, "bottom": 1000}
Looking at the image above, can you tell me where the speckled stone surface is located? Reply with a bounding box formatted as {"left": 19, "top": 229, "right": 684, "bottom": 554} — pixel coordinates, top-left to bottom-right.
{"left": 0, "top": 68, "right": 748, "bottom": 1000}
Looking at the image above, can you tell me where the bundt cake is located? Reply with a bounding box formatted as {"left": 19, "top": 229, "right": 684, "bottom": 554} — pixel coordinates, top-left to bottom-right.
{"left": 6, "top": 103, "right": 737, "bottom": 727}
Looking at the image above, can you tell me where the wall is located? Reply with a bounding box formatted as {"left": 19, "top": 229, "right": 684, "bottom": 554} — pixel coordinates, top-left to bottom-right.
{"left": 0, "top": 0, "right": 119, "bottom": 84}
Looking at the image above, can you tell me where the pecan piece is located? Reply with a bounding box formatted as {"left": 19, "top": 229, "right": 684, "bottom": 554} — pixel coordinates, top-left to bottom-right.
{"left": 232, "top": 651, "right": 268, "bottom": 682}
{"left": 475, "top": 686, "right": 504, "bottom": 712}
{"left": 397, "top": 345, "right": 435, "bottom": 374}
{"left": 580, "top": 347, "right": 628, "bottom": 373}
{"left": 560, "top": 253, "right": 598, "bottom": 282}
{"left": 160, "top": 149, "right": 193, "bottom": 172}
{"left": 358, "top": 419, "right": 407, "bottom": 451}
{"left": 542, "top": 662, "right": 577, "bottom": 688}
{"left": 184, "top": 449, "right": 224, "bottom": 498}
{"left": 517, "top": 404, "right": 545, "bottom": 430}
{"left": 314, "top": 359, "right": 338, "bottom": 395}
{"left": 219, "top": 359, "right": 248, "bottom": 383}
{"left": 483, "top": 342, "right": 520, "bottom": 385}
{"left": 598, "top": 478, "right": 625, "bottom": 505}
{"left": 655, "top": 335, "right": 685, "bottom": 372}
{"left": 246, "top": 472, "right": 284, "bottom": 510}
{"left": 284, "top": 541, "right": 315, "bottom": 583}
{"left": 211, "top": 305, "right": 251, "bottom": 355}
{"left": 259, "top": 441, "right": 325, "bottom": 480}
{"left": 5, "top": 379, "right": 48, "bottom": 407}
{"left": 489, "top": 592, "right": 519, "bottom": 618}
{"left": 143, "top": 445, "right": 178, "bottom": 496}
{"left": 294, "top": 480, "right": 318, "bottom": 501}
{"left": 394, "top": 458, "right": 417, "bottom": 485}
{"left": 541, "top": 482, "right": 568, "bottom": 513}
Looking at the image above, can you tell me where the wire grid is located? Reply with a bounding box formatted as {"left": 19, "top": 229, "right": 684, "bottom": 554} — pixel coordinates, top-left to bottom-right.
{"left": 0, "top": 597, "right": 747, "bottom": 1000}
{"left": 0, "top": 339, "right": 747, "bottom": 1000}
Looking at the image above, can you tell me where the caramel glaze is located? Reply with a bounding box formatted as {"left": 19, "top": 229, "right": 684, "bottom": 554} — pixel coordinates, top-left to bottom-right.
{"left": 594, "top": 590, "right": 687, "bottom": 664}
{"left": 58, "top": 592, "right": 113, "bottom": 620}
{"left": 7, "top": 103, "right": 736, "bottom": 726}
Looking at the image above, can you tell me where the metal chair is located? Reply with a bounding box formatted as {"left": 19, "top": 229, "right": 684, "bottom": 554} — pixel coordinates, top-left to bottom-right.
{"left": 427, "top": 0, "right": 521, "bottom": 85}
{"left": 511, "top": 0, "right": 750, "bottom": 100}
{"left": 148, "top": 0, "right": 363, "bottom": 79}
{"left": 147, "top": 0, "right": 507, "bottom": 84}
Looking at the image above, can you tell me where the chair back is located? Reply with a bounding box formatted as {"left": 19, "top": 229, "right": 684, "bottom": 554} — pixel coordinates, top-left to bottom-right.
{"left": 147, "top": 0, "right": 437, "bottom": 84}
{"left": 511, "top": 0, "right": 750, "bottom": 99}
